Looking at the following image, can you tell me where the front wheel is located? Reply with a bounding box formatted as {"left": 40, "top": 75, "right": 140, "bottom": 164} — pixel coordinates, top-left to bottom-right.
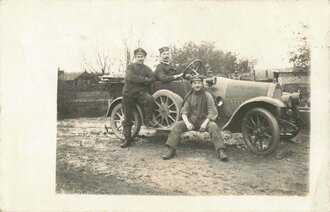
{"left": 110, "top": 103, "right": 141, "bottom": 140}
{"left": 279, "top": 116, "right": 301, "bottom": 140}
{"left": 242, "top": 108, "right": 280, "bottom": 155}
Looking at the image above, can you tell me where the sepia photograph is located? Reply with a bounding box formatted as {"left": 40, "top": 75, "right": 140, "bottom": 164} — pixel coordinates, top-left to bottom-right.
{"left": 56, "top": 1, "right": 311, "bottom": 196}
{"left": 1, "top": 0, "right": 329, "bottom": 211}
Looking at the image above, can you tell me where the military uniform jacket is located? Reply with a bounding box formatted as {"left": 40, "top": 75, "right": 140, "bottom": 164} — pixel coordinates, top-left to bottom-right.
{"left": 122, "top": 63, "right": 155, "bottom": 96}
{"left": 180, "top": 90, "right": 218, "bottom": 126}
{"left": 155, "top": 62, "right": 177, "bottom": 82}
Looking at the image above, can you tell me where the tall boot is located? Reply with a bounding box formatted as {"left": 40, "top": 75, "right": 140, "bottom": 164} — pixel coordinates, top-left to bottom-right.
{"left": 144, "top": 113, "right": 158, "bottom": 127}
{"left": 217, "top": 148, "right": 228, "bottom": 161}
{"left": 120, "top": 139, "right": 132, "bottom": 148}
{"left": 144, "top": 98, "right": 158, "bottom": 128}
{"left": 145, "top": 118, "right": 158, "bottom": 128}
{"left": 121, "top": 124, "right": 132, "bottom": 148}
{"left": 162, "top": 146, "right": 176, "bottom": 160}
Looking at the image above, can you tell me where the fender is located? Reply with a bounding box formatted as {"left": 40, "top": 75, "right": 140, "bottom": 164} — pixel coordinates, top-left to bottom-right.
{"left": 105, "top": 97, "right": 123, "bottom": 117}
{"left": 105, "top": 97, "right": 144, "bottom": 123}
{"left": 221, "top": 96, "right": 286, "bottom": 133}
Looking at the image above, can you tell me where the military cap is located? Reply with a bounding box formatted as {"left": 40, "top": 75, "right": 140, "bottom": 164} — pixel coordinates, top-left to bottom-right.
{"left": 159, "top": 46, "right": 170, "bottom": 54}
{"left": 134, "top": 48, "right": 147, "bottom": 56}
{"left": 189, "top": 74, "right": 205, "bottom": 84}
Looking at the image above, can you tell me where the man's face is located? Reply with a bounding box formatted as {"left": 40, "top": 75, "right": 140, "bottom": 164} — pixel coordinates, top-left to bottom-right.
{"left": 191, "top": 80, "right": 203, "bottom": 91}
{"left": 135, "top": 54, "right": 146, "bottom": 64}
{"left": 160, "top": 51, "right": 171, "bottom": 63}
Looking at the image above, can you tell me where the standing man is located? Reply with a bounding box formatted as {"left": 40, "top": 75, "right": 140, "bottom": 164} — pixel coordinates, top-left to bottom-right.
{"left": 121, "top": 48, "right": 157, "bottom": 148}
{"left": 162, "top": 75, "right": 228, "bottom": 161}
{"left": 155, "top": 46, "right": 183, "bottom": 82}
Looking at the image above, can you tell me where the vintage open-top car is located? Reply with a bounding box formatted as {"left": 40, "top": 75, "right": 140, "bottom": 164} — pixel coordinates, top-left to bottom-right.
{"left": 100, "top": 60, "right": 306, "bottom": 155}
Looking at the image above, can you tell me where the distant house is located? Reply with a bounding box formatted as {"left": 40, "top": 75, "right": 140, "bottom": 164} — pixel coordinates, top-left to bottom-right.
{"left": 58, "top": 70, "right": 98, "bottom": 90}
{"left": 255, "top": 68, "right": 310, "bottom": 85}
{"left": 275, "top": 71, "right": 310, "bottom": 85}
{"left": 255, "top": 68, "right": 292, "bottom": 82}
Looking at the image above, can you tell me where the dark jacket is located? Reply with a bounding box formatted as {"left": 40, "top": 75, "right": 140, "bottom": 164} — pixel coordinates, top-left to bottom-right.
{"left": 180, "top": 90, "right": 218, "bottom": 126}
{"left": 155, "top": 62, "right": 177, "bottom": 82}
{"left": 122, "top": 63, "right": 155, "bottom": 96}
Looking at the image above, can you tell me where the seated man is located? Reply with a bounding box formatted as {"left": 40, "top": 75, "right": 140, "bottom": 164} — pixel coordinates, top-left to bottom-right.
{"left": 121, "top": 48, "right": 157, "bottom": 148}
{"left": 155, "top": 46, "right": 183, "bottom": 82}
{"left": 162, "top": 75, "right": 228, "bottom": 161}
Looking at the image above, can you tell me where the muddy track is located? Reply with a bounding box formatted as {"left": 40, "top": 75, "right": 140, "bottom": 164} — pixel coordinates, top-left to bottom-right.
{"left": 56, "top": 117, "right": 309, "bottom": 195}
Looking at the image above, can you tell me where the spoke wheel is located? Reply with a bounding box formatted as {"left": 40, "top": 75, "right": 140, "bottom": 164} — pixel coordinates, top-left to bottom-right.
{"left": 152, "top": 90, "right": 183, "bottom": 128}
{"left": 242, "top": 108, "right": 280, "bottom": 155}
{"left": 110, "top": 103, "right": 141, "bottom": 140}
{"left": 279, "top": 116, "right": 301, "bottom": 140}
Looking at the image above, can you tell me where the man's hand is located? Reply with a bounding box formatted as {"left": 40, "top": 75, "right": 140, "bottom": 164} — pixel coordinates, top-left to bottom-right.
{"left": 182, "top": 114, "right": 194, "bottom": 131}
{"left": 185, "top": 122, "right": 194, "bottom": 131}
{"left": 174, "top": 73, "right": 183, "bottom": 79}
{"left": 199, "top": 119, "right": 210, "bottom": 132}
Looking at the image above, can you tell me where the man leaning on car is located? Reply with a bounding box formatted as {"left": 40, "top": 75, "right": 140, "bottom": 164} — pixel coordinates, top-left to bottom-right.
{"left": 121, "top": 48, "right": 158, "bottom": 148}
{"left": 155, "top": 46, "right": 183, "bottom": 82}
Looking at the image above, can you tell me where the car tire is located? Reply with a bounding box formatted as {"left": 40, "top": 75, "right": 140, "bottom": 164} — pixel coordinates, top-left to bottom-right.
{"left": 279, "top": 116, "right": 301, "bottom": 140}
{"left": 152, "top": 89, "right": 183, "bottom": 128}
{"left": 242, "top": 107, "right": 280, "bottom": 155}
{"left": 280, "top": 127, "right": 300, "bottom": 140}
{"left": 110, "top": 103, "right": 141, "bottom": 140}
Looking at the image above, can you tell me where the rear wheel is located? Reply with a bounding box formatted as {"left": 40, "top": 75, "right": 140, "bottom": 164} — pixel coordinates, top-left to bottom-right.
{"left": 152, "top": 90, "right": 183, "bottom": 128}
{"left": 110, "top": 103, "right": 141, "bottom": 140}
{"left": 242, "top": 108, "right": 280, "bottom": 155}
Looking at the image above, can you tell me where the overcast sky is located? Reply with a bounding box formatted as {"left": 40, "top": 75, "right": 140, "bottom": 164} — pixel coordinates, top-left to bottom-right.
{"left": 2, "top": 1, "right": 313, "bottom": 72}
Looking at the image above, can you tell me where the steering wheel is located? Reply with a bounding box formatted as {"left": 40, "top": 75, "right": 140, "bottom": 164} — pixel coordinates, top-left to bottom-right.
{"left": 183, "top": 59, "right": 203, "bottom": 78}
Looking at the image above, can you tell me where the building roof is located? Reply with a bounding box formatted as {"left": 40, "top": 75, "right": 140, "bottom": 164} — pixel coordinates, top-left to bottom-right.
{"left": 58, "top": 71, "right": 95, "bottom": 81}
{"left": 255, "top": 68, "right": 293, "bottom": 80}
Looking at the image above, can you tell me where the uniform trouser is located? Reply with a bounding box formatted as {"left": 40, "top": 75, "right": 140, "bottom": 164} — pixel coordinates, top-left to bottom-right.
{"left": 122, "top": 92, "right": 154, "bottom": 140}
{"left": 166, "top": 120, "right": 225, "bottom": 152}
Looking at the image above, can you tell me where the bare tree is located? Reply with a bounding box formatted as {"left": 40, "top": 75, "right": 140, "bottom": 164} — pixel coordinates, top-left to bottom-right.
{"left": 82, "top": 26, "right": 144, "bottom": 75}
{"left": 121, "top": 25, "right": 144, "bottom": 66}
{"left": 82, "top": 41, "right": 115, "bottom": 75}
{"left": 122, "top": 36, "right": 131, "bottom": 66}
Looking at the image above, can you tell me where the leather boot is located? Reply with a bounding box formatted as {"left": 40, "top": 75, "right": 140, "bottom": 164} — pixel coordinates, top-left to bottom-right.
{"left": 162, "top": 146, "right": 176, "bottom": 160}
{"left": 145, "top": 119, "right": 158, "bottom": 128}
{"left": 120, "top": 139, "right": 132, "bottom": 148}
{"left": 217, "top": 148, "right": 228, "bottom": 161}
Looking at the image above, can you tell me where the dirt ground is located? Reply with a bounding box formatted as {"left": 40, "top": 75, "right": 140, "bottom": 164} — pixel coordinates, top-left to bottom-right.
{"left": 56, "top": 117, "right": 309, "bottom": 196}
